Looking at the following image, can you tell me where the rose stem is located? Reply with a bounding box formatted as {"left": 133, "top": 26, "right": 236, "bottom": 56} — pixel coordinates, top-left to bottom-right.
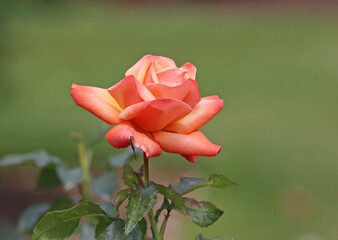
{"left": 143, "top": 153, "right": 162, "bottom": 240}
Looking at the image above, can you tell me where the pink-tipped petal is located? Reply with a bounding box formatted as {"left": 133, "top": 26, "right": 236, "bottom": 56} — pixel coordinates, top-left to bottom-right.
{"left": 105, "top": 122, "right": 161, "bottom": 158}
{"left": 164, "top": 95, "right": 223, "bottom": 134}
{"left": 180, "top": 62, "right": 197, "bottom": 80}
{"left": 108, "top": 75, "right": 155, "bottom": 109}
{"left": 181, "top": 154, "right": 198, "bottom": 163}
{"left": 132, "top": 99, "right": 192, "bottom": 132}
{"left": 153, "top": 130, "right": 222, "bottom": 156}
{"left": 71, "top": 84, "right": 121, "bottom": 125}
{"left": 145, "top": 79, "right": 201, "bottom": 108}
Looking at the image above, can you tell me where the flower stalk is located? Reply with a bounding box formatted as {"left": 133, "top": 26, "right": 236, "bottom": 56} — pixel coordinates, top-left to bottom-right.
{"left": 143, "top": 153, "right": 162, "bottom": 240}
{"left": 73, "top": 132, "right": 92, "bottom": 201}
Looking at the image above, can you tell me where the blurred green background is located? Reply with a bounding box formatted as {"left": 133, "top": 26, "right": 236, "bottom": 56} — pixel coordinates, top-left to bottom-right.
{"left": 1, "top": 1, "right": 338, "bottom": 239}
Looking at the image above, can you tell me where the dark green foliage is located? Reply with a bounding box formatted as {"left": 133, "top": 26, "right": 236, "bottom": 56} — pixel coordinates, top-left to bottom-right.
{"left": 125, "top": 183, "right": 158, "bottom": 235}
{"left": 92, "top": 171, "right": 118, "bottom": 202}
{"left": 31, "top": 201, "right": 107, "bottom": 240}
{"left": 183, "top": 198, "right": 223, "bottom": 227}
{"left": 156, "top": 184, "right": 185, "bottom": 213}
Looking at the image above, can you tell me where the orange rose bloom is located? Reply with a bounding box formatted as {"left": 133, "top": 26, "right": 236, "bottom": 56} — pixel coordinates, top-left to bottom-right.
{"left": 71, "top": 55, "right": 222, "bottom": 162}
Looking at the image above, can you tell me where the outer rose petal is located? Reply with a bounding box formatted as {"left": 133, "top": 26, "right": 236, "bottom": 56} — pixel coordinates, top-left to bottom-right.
{"left": 132, "top": 99, "right": 192, "bottom": 132}
{"left": 153, "top": 130, "right": 221, "bottom": 157}
{"left": 108, "top": 75, "right": 155, "bottom": 109}
{"left": 145, "top": 79, "right": 201, "bottom": 107}
{"left": 164, "top": 95, "right": 223, "bottom": 134}
{"left": 181, "top": 154, "right": 198, "bottom": 163}
{"left": 71, "top": 84, "right": 121, "bottom": 125}
{"left": 105, "top": 122, "right": 161, "bottom": 158}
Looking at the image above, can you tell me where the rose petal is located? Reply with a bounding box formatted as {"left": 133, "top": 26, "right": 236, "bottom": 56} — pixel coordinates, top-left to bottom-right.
{"left": 144, "top": 64, "right": 159, "bottom": 84}
{"left": 164, "top": 95, "right": 223, "bottom": 134}
{"left": 125, "top": 55, "right": 153, "bottom": 84}
{"left": 105, "top": 122, "right": 161, "bottom": 158}
{"left": 145, "top": 79, "right": 201, "bottom": 107}
{"left": 156, "top": 68, "right": 187, "bottom": 85}
{"left": 108, "top": 75, "right": 155, "bottom": 109}
{"left": 119, "top": 102, "right": 149, "bottom": 120}
{"left": 180, "top": 62, "right": 197, "bottom": 80}
{"left": 181, "top": 154, "right": 198, "bottom": 163}
{"left": 153, "top": 130, "right": 222, "bottom": 156}
{"left": 132, "top": 98, "right": 192, "bottom": 132}
{"left": 71, "top": 84, "right": 121, "bottom": 125}
{"left": 125, "top": 55, "right": 176, "bottom": 84}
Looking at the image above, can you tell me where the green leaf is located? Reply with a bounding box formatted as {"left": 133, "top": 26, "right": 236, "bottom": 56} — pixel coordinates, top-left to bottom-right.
{"left": 108, "top": 151, "right": 132, "bottom": 168}
{"left": 36, "top": 164, "right": 61, "bottom": 189}
{"left": 155, "top": 198, "right": 169, "bottom": 222}
{"left": 99, "top": 203, "right": 119, "bottom": 219}
{"left": 209, "top": 174, "right": 239, "bottom": 188}
{"left": 79, "top": 222, "right": 95, "bottom": 240}
{"left": 183, "top": 198, "right": 223, "bottom": 227}
{"left": 49, "top": 195, "right": 73, "bottom": 211}
{"left": 31, "top": 201, "right": 107, "bottom": 240}
{"left": 95, "top": 217, "right": 113, "bottom": 238}
{"left": 156, "top": 184, "right": 185, "bottom": 213}
{"left": 195, "top": 234, "right": 233, "bottom": 240}
{"left": 170, "top": 177, "right": 206, "bottom": 195}
{"left": 56, "top": 166, "right": 82, "bottom": 191}
{"left": 92, "top": 171, "right": 118, "bottom": 202}
{"left": 0, "top": 150, "right": 60, "bottom": 167}
{"left": 122, "top": 164, "right": 138, "bottom": 187}
{"left": 138, "top": 218, "right": 147, "bottom": 238}
{"left": 17, "top": 203, "right": 51, "bottom": 232}
{"left": 96, "top": 219, "right": 124, "bottom": 240}
{"left": 171, "top": 174, "right": 238, "bottom": 195}
{"left": 96, "top": 219, "right": 143, "bottom": 240}
{"left": 125, "top": 183, "right": 158, "bottom": 235}
{"left": 113, "top": 188, "right": 132, "bottom": 208}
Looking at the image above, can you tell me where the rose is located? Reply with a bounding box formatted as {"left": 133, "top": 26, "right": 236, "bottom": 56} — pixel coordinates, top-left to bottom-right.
{"left": 125, "top": 54, "right": 196, "bottom": 85}
{"left": 71, "top": 55, "right": 223, "bottom": 162}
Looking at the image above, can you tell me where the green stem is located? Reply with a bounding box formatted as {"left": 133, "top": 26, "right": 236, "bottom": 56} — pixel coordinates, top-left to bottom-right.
{"left": 159, "top": 210, "right": 170, "bottom": 238}
{"left": 143, "top": 154, "right": 161, "bottom": 240}
{"left": 181, "top": 182, "right": 212, "bottom": 196}
{"left": 73, "top": 132, "right": 92, "bottom": 201}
